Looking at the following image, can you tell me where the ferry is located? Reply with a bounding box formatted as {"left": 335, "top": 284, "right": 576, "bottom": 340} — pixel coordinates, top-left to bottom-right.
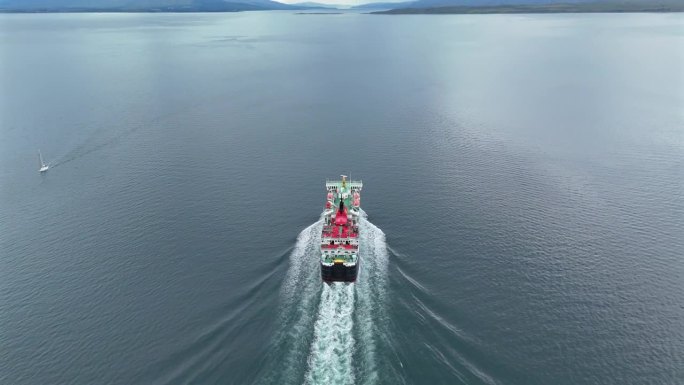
{"left": 321, "top": 175, "right": 362, "bottom": 282}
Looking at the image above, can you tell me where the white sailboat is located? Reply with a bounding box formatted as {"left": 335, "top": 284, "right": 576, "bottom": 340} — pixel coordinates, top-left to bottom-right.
{"left": 38, "top": 150, "right": 49, "bottom": 173}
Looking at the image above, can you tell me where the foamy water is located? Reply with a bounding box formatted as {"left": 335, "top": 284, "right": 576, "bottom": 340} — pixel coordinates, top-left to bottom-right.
{"left": 262, "top": 213, "right": 390, "bottom": 385}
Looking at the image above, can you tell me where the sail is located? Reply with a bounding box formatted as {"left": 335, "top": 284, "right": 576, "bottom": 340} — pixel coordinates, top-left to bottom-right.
{"left": 38, "top": 150, "right": 48, "bottom": 172}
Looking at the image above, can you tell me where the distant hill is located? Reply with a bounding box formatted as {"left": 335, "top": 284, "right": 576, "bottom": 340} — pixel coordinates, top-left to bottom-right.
{"left": 292, "top": 1, "right": 342, "bottom": 8}
{"left": 396, "top": 0, "right": 590, "bottom": 9}
{"left": 360, "top": 0, "right": 596, "bottom": 11}
{"left": 374, "top": 0, "right": 684, "bottom": 14}
{"left": 351, "top": 1, "right": 412, "bottom": 10}
{"left": 0, "top": 0, "right": 304, "bottom": 12}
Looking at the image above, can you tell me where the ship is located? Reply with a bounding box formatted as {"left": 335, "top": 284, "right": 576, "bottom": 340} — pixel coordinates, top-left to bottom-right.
{"left": 320, "top": 175, "right": 362, "bottom": 282}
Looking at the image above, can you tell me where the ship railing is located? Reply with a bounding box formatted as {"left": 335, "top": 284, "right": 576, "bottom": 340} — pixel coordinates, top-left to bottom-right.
{"left": 326, "top": 180, "right": 363, "bottom": 188}
{"left": 320, "top": 244, "right": 358, "bottom": 250}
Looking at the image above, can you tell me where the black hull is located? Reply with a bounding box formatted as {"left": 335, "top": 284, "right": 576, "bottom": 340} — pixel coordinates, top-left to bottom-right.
{"left": 321, "top": 262, "right": 358, "bottom": 282}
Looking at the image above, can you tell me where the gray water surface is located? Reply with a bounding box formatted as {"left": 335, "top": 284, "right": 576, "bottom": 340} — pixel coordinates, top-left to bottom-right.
{"left": 1, "top": 12, "right": 683, "bottom": 385}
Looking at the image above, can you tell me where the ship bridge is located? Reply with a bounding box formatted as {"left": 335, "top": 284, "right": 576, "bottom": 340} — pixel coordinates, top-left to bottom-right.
{"left": 326, "top": 180, "right": 363, "bottom": 192}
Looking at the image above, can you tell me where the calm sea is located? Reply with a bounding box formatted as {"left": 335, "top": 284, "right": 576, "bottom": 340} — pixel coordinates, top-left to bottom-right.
{"left": 1, "top": 11, "right": 682, "bottom": 385}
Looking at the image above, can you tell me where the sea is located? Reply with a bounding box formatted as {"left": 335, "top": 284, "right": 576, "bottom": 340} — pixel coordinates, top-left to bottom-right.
{"left": 0, "top": 11, "right": 682, "bottom": 385}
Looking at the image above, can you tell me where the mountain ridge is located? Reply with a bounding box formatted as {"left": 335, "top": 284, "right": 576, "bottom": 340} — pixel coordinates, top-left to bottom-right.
{"left": 0, "top": 0, "right": 303, "bottom": 12}
{"left": 374, "top": 0, "right": 684, "bottom": 14}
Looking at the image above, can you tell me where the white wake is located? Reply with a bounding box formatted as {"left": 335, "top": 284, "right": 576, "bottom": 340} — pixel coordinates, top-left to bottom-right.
{"left": 303, "top": 214, "right": 389, "bottom": 385}
{"left": 304, "top": 283, "right": 356, "bottom": 385}
{"left": 264, "top": 213, "right": 389, "bottom": 385}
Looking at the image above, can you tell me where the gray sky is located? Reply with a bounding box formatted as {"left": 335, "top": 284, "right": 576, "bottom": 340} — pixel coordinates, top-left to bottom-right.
{"left": 278, "top": 0, "right": 409, "bottom": 6}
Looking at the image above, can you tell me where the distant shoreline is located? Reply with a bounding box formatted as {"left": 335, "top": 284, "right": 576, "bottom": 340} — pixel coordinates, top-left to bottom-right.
{"left": 0, "top": 6, "right": 304, "bottom": 13}
{"left": 0, "top": 9, "right": 253, "bottom": 13}
{"left": 3, "top": 9, "right": 681, "bottom": 14}
{"left": 2, "top": 4, "right": 684, "bottom": 15}
{"left": 372, "top": 3, "right": 684, "bottom": 15}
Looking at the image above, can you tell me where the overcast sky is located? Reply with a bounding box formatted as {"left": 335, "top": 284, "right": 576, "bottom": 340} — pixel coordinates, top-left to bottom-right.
{"left": 278, "top": 0, "right": 409, "bottom": 6}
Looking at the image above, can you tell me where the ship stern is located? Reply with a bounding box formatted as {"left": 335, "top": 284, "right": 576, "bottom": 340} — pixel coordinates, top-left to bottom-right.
{"left": 321, "top": 260, "right": 358, "bottom": 282}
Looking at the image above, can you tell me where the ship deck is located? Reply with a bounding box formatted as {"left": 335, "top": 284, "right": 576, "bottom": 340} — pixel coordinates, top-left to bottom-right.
{"left": 320, "top": 179, "right": 361, "bottom": 266}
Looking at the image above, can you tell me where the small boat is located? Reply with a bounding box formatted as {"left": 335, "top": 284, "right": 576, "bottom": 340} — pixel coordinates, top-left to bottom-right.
{"left": 320, "top": 175, "right": 363, "bottom": 282}
{"left": 38, "top": 150, "right": 49, "bottom": 173}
